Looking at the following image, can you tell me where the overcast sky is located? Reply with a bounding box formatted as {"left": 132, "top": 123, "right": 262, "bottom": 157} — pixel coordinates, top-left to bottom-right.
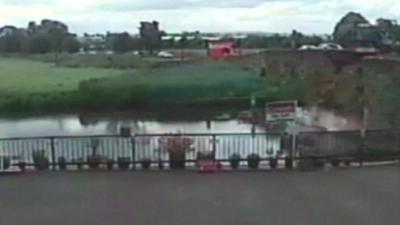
{"left": 0, "top": 0, "right": 399, "bottom": 34}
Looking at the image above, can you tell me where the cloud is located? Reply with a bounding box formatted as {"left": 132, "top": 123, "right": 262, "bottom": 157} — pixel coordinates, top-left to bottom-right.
{"left": 94, "top": 0, "right": 269, "bottom": 11}
{"left": 0, "top": 0, "right": 399, "bottom": 34}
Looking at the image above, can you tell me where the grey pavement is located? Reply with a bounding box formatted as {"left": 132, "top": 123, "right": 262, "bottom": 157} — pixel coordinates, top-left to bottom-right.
{"left": 0, "top": 165, "right": 399, "bottom": 225}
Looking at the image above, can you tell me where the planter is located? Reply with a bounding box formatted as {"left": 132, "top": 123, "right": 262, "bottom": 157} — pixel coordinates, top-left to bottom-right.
{"left": 229, "top": 154, "right": 241, "bottom": 169}
{"left": 87, "top": 156, "right": 101, "bottom": 169}
{"left": 284, "top": 157, "right": 293, "bottom": 169}
{"left": 141, "top": 159, "right": 151, "bottom": 170}
{"left": 247, "top": 154, "right": 260, "bottom": 169}
{"left": 330, "top": 159, "right": 340, "bottom": 167}
{"left": 2, "top": 157, "right": 10, "bottom": 170}
{"left": 313, "top": 158, "right": 325, "bottom": 168}
{"left": 106, "top": 160, "right": 115, "bottom": 170}
{"left": 269, "top": 158, "right": 278, "bottom": 169}
{"left": 169, "top": 152, "right": 186, "bottom": 169}
{"left": 73, "top": 158, "right": 84, "bottom": 170}
{"left": 58, "top": 157, "right": 67, "bottom": 170}
{"left": 76, "top": 161, "right": 83, "bottom": 170}
{"left": 33, "top": 150, "right": 49, "bottom": 171}
{"left": 158, "top": 161, "right": 164, "bottom": 170}
{"left": 33, "top": 159, "right": 49, "bottom": 171}
{"left": 18, "top": 162, "right": 26, "bottom": 172}
{"left": 117, "top": 157, "right": 131, "bottom": 170}
{"left": 344, "top": 160, "right": 351, "bottom": 166}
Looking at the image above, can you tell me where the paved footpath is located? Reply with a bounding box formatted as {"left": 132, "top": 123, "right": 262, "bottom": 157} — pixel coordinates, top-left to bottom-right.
{"left": 0, "top": 165, "right": 399, "bottom": 225}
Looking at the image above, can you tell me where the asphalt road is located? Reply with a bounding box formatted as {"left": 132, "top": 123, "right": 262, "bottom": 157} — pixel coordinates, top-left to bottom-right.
{"left": 0, "top": 165, "right": 399, "bottom": 225}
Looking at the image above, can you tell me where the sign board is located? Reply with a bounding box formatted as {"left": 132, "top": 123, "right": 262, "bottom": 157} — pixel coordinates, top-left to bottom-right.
{"left": 266, "top": 101, "right": 298, "bottom": 122}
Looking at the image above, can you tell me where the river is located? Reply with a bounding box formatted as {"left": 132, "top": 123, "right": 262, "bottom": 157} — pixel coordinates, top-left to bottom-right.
{"left": 0, "top": 107, "right": 362, "bottom": 138}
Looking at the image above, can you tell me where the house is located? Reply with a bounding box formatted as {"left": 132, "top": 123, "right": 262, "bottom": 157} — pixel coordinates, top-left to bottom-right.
{"left": 209, "top": 41, "right": 237, "bottom": 60}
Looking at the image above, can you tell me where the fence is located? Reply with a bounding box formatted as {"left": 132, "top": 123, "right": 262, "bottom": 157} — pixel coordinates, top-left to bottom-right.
{"left": 0, "top": 130, "right": 398, "bottom": 171}
{"left": 0, "top": 133, "right": 282, "bottom": 170}
{"left": 297, "top": 129, "right": 400, "bottom": 165}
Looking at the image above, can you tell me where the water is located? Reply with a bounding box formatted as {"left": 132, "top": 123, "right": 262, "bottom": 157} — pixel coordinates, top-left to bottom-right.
{"left": 0, "top": 115, "right": 264, "bottom": 138}
{"left": 0, "top": 107, "right": 362, "bottom": 138}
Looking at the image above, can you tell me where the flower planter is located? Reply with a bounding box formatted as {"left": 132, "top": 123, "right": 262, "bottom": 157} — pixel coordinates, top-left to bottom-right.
{"left": 117, "top": 157, "right": 131, "bottom": 170}
{"left": 141, "top": 159, "right": 151, "bottom": 170}
{"left": 87, "top": 156, "right": 101, "bottom": 169}
{"left": 269, "top": 158, "right": 278, "bottom": 169}
{"left": 106, "top": 160, "right": 115, "bottom": 170}
{"left": 330, "top": 159, "right": 340, "bottom": 167}
{"left": 18, "top": 162, "right": 26, "bottom": 172}
{"left": 169, "top": 152, "right": 186, "bottom": 169}
{"left": 229, "top": 154, "right": 241, "bottom": 169}
{"left": 247, "top": 154, "right": 260, "bottom": 169}
{"left": 33, "top": 150, "right": 49, "bottom": 171}
{"left": 58, "top": 157, "right": 67, "bottom": 170}
{"left": 284, "top": 157, "right": 293, "bottom": 169}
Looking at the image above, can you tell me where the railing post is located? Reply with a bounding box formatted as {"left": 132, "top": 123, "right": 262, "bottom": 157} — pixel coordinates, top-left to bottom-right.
{"left": 131, "top": 135, "right": 136, "bottom": 170}
{"left": 50, "top": 137, "right": 56, "bottom": 171}
{"left": 212, "top": 134, "right": 217, "bottom": 159}
{"left": 359, "top": 131, "right": 365, "bottom": 167}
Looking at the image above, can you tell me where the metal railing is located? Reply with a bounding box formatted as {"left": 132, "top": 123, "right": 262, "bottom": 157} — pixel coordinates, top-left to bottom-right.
{"left": 0, "top": 133, "right": 283, "bottom": 170}
{"left": 0, "top": 130, "right": 398, "bottom": 171}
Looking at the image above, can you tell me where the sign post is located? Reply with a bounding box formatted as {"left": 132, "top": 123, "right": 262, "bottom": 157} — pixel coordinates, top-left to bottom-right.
{"left": 266, "top": 101, "right": 300, "bottom": 165}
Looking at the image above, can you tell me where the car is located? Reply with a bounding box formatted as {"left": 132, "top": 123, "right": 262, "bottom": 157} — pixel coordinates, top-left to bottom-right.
{"left": 318, "top": 43, "right": 343, "bottom": 50}
{"left": 298, "top": 45, "right": 319, "bottom": 50}
{"left": 157, "top": 51, "right": 174, "bottom": 58}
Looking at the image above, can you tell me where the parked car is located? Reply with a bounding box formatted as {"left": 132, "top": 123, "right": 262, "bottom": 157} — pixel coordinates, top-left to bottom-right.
{"left": 157, "top": 51, "right": 174, "bottom": 58}
{"left": 318, "top": 43, "right": 343, "bottom": 50}
{"left": 298, "top": 45, "right": 319, "bottom": 50}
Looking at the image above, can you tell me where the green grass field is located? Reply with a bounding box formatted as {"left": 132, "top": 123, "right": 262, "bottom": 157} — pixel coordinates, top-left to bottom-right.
{"left": 0, "top": 56, "right": 269, "bottom": 112}
{"left": 0, "top": 57, "right": 122, "bottom": 96}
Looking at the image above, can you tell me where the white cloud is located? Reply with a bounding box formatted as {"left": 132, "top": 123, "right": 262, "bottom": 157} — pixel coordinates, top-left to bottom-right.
{"left": 0, "top": 0, "right": 399, "bottom": 34}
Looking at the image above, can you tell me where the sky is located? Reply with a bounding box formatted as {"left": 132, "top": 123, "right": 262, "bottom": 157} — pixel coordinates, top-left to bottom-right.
{"left": 0, "top": 0, "right": 400, "bottom": 35}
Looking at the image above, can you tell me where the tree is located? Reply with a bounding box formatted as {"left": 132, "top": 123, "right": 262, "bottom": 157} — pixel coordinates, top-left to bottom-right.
{"left": 27, "top": 33, "right": 52, "bottom": 53}
{"left": 112, "top": 32, "right": 134, "bottom": 53}
{"left": 62, "top": 36, "right": 80, "bottom": 53}
{"left": 139, "top": 21, "right": 163, "bottom": 54}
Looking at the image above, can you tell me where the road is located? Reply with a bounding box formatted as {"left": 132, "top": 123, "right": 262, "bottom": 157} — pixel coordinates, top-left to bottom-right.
{"left": 0, "top": 165, "right": 399, "bottom": 225}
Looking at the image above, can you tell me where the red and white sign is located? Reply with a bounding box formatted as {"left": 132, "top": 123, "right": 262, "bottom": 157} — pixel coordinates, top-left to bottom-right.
{"left": 266, "top": 101, "right": 298, "bottom": 122}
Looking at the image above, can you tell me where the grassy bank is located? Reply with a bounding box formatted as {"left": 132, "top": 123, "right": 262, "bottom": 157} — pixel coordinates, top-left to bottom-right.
{"left": 0, "top": 57, "right": 270, "bottom": 112}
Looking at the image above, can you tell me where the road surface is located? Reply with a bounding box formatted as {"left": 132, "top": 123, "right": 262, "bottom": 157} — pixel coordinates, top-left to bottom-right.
{"left": 0, "top": 165, "right": 399, "bottom": 225}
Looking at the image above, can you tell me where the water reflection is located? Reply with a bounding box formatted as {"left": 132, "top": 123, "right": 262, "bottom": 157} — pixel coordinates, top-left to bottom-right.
{"left": 0, "top": 115, "right": 263, "bottom": 138}
{"left": 0, "top": 107, "right": 362, "bottom": 138}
